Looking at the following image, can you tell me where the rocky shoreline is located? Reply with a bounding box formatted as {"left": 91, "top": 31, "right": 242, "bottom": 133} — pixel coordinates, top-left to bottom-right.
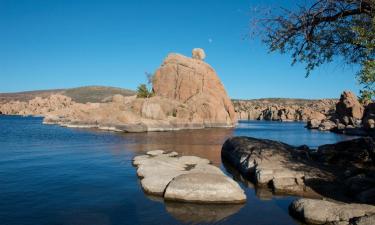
{"left": 221, "top": 136, "right": 375, "bottom": 224}
{"left": 306, "top": 91, "right": 375, "bottom": 137}
{"left": 0, "top": 50, "right": 237, "bottom": 132}
{"left": 233, "top": 98, "right": 336, "bottom": 122}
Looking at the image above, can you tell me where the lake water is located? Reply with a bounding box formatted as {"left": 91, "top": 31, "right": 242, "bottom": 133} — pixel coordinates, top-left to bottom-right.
{"left": 0, "top": 116, "right": 357, "bottom": 225}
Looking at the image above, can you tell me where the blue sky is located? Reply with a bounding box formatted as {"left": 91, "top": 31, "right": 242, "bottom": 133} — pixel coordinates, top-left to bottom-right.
{"left": 0, "top": 0, "right": 360, "bottom": 99}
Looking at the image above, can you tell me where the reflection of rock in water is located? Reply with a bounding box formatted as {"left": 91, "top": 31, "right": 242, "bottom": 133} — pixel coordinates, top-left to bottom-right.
{"left": 165, "top": 202, "right": 243, "bottom": 224}
{"left": 255, "top": 187, "right": 273, "bottom": 200}
{"left": 121, "top": 128, "right": 234, "bottom": 166}
{"left": 222, "top": 158, "right": 276, "bottom": 201}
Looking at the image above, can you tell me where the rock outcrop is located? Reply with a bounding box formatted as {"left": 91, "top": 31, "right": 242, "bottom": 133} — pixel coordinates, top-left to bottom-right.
{"left": 192, "top": 48, "right": 206, "bottom": 60}
{"left": 336, "top": 91, "right": 365, "bottom": 123}
{"left": 289, "top": 199, "right": 375, "bottom": 225}
{"left": 0, "top": 49, "right": 237, "bottom": 132}
{"left": 133, "top": 150, "right": 246, "bottom": 204}
{"left": 233, "top": 99, "right": 336, "bottom": 122}
{"left": 222, "top": 136, "right": 375, "bottom": 224}
{"left": 152, "top": 53, "right": 236, "bottom": 127}
{"left": 222, "top": 136, "right": 375, "bottom": 202}
{"left": 0, "top": 94, "right": 73, "bottom": 116}
{"left": 306, "top": 91, "right": 370, "bottom": 136}
{"left": 221, "top": 136, "right": 330, "bottom": 196}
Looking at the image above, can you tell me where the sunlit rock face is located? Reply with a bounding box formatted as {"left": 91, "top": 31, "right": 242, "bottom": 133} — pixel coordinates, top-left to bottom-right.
{"left": 152, "top": 52, "right": 237, "bottom": 127}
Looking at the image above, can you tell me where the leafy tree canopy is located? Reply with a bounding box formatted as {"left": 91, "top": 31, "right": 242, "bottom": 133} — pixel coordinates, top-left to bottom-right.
{"left": 254, "top": 0, "right": 375, "bottom": 100}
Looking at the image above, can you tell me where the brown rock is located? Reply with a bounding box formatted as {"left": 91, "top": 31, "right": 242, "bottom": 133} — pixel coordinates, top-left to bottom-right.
{"left": 336, "top": 91, "right": 364, "bottom": 124}
{"left": 152, "top": 52, "right": 237, "bottom": 127}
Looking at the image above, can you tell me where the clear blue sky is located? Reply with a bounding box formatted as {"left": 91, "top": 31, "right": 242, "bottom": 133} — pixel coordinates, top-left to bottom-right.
{"left": 0, "top": 0, "right": 361, "bottom": 99}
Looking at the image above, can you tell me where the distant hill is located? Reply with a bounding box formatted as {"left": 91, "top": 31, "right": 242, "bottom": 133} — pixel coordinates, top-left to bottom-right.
{"left": 0, "top": 86, "right": 136, "bottom": 104}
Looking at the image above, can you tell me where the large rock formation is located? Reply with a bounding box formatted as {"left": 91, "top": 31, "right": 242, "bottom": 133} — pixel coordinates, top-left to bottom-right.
{"left": 133, "top": 150, "right": 246, "bottom": 204}
{"left": 336, "top": 91, "right": 365, "bottom": 124}
{"left": 152, "top": 53, "right": 236, "bottom": 127}
{"left": 0, "top": 49, "right": 237, "bottom": 132}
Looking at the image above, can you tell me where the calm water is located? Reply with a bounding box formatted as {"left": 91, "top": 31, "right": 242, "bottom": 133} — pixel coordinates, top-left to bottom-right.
{"left": 0, "top": 116, "right": 357, "bottom": 225}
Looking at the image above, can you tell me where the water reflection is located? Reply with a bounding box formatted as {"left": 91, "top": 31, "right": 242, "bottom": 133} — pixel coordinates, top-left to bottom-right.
{"left": 119, "top": 128, "right": 235, "bottom": 166}
{"left": 144, "top": 194, "right": 244, "bottom": 224}
{"left": 165, "top": 202, "right": 244, "bottom": 224}
{"left": 0, "top": 117, "right": 358, "bottom": 225}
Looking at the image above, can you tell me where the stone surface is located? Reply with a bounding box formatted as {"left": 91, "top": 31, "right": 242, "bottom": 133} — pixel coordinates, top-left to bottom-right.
{"left": 307, "top": 119, "right": 322, "bottom": 129}
{"left": 336, "top": 91, "right": 364, "bottom": 123}
{"left": 222, "top": 136, "right": 375, "bottom": 204}
{"left": 233, "top": 99, "right": 335, "bottom": 122}
{"left": 350, "top": 215, "right": 375, "bottom": 225}
{"left": 192, "top": 48, "right": 206, "bottom": 60}
{"left": 164, "top": 173, "right": 246, "bottom": 203}
{"left": 133, "top": 150, "right": 246, "bottom": 204}
{"left": 289, "top": 199, "right": 375, "bottom": 225}
{"left": 314, "top": 138, "right": 375, "bottom": 168}
{"left": 302, "top": 91, "right": 375, "bottom": 137}
{"left": 152, "top": 53, "right": 237, "bottom": 127}
{"left": 221, "top": 136, "right": 327, "bottom": 196}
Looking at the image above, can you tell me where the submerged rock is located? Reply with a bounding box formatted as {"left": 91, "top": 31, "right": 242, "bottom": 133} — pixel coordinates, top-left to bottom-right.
{"left": 133, "top": 150, "right": 246, "bottom": 204}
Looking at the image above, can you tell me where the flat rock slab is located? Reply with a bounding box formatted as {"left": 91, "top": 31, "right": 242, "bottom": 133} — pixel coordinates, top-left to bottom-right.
{"left": 221, "top": 136, "right": 327, "bottom": 196}
{"left": 289, "top": 199, "right": 375, "bottom": 225}
{"left": 133, "top": 150, "right": 246, "bottom": 204}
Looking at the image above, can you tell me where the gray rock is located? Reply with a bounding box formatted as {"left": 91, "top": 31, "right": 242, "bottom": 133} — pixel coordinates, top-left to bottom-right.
{"left": 307, "top": 119, "right": 321, "bottom": 129}
{"left": 350, "top": 214, "right": 375, "bottom": 225}
{"left": 133, "top": 150, "right": 246, "bottom": 203}
{"left": 289, "top": 199, "right": 375, "bottom": 225}
{"left": 221, "top": 136, "right": 322, "bottom": 196}
{"left": 164, "top": 173, "right": 246, "bottom": 203}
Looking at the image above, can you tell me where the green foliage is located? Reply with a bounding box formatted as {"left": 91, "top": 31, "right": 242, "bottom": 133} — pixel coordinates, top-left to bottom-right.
{"left": 136, "top": 84, "right": 154, "bottom": 98}
{"left": 358, "top": 60, "right": 375, "bottom": 102}
{"left": 257, "top": 0, "right": 375, "bottom": 98}
{"left": 354, "top": 16, "right": 375, "bottom": 100}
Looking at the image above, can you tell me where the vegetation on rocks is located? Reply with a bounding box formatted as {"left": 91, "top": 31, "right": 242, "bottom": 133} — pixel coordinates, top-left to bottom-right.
{"left": 136, "top": 84, "right": 154, "bottom": 98}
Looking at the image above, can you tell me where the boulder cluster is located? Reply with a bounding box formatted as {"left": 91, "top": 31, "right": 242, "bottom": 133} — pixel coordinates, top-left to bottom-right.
{"left": 233, "top": 99, "right": 335, "bottom": 122}
{"left": 0, "top": 94, "right": 73, "bottom": 116}
{"left": 306, "top": 91, "right": 375, "bottom": 136}
{"left": 0, "top": 49, "right": 237, "bottom": 132}
{"left": 133, "top": 150, "right": 246, "bottom": 204}
{"left": 221, "top": 136, "right": 375, "bottom": 225}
